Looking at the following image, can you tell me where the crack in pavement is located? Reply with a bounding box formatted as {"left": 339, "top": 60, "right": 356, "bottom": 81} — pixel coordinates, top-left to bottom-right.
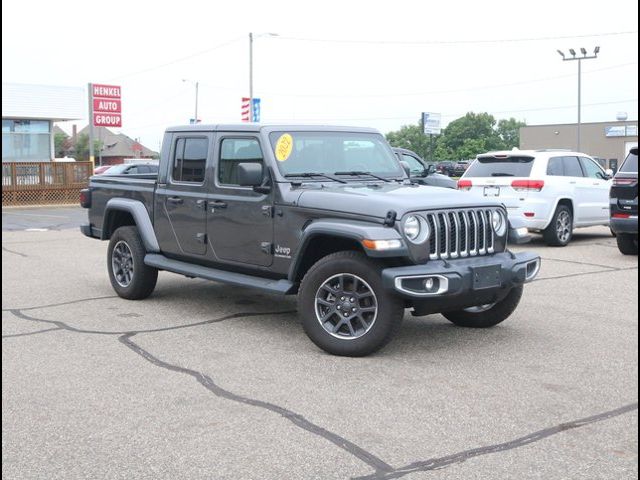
{"left": 120, "top": 332, "right": 394, "bottom": 474}
{"left": 2, "top": 296, "right": 118, "bottom": 312}
{"left": 2, "top": 245, "right": 28, "bottom": 257}
{"left": 5, "top": 306, "right": 392, "bottom": 475}
{"left": 540, "top": 256, "right": 620, "bottom": 270}
{"left": 2, "top": 327, "right": 62, "bottom": 338}
{"left": 352, "top": 402, "right": 639, "bottom": 480}
{"left": 534, "top": 266, "right": 638, "bottom": 282}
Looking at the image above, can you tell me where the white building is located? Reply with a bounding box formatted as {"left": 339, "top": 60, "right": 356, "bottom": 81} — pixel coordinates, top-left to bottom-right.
{"left": 2, "top": 83, "right": 84, "bottom": 162}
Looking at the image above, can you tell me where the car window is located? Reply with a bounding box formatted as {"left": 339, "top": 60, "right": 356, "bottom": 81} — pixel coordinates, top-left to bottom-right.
{"left": 400, "top": 154, "right": 425, "bottom": 174}
{"left": 620, "top": 150, "right": 638, "bottom": 173}
{"left": 579, "top": 157, "right": 605, "bottom": 179}
{"left": 562, "top": 156, "right": 584, "bottom": 177}
{"left": 172, "top": 137, "right": 208, "bottom": 183}
{"left": 464, "top": 156, "right": 534, "bottom": 178}
{"left": 127, "top": 166, "right": 139, "bottom": 174}
{"left": 547, "top": 157, "right": 564, "bottom": 176}
{"left": 218, "top": 137, "right": 263, "bottom": 186}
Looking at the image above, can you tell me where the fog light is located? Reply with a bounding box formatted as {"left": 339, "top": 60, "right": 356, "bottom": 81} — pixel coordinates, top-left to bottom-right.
{"left": 424, "top": 278, "right": 435, "bottom": 290}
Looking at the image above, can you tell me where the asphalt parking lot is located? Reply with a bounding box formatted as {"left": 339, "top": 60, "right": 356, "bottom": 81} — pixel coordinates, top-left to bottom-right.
{"left": 2, "top": 206, "right": 638, "bottom": 479}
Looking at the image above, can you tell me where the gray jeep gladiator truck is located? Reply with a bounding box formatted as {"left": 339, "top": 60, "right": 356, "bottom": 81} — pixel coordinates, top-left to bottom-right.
{"left": 80, "top": 124, "right": 540, "bottom": 356}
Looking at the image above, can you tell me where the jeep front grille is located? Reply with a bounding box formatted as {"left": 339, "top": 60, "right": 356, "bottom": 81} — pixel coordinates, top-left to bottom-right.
{"left": 424, "top": 209, "right": 496, "bottom": 260}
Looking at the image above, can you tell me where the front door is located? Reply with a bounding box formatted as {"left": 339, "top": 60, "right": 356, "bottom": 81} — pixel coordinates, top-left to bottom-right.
{"left": 155, "top": 134, "right": 212, "bottom": 258}
{"left": 208, "top": 135, "right": 274, "bottom": 267}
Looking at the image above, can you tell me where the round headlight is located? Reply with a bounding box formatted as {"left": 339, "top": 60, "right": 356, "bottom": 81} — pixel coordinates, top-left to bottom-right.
{"left": 404, "top": 215, "right": 430, "bottom": 244}
{"left": 491, "top": 210, "right": 507, "bottom": 236}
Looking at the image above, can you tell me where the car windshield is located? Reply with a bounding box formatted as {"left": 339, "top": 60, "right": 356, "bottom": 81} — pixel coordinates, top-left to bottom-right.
{"left": 464, "top": 155, "right": 535, "bottom": 178}
{"left": 620, "top": 150, "right": 638, "bottom": 173}
{"left": 269, "top": 131, "right": 404, "bottom": 178}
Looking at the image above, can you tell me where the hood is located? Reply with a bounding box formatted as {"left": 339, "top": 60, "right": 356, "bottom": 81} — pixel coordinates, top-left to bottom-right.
{"left": 296, "top": 183, "right": 501, "bottom": 218}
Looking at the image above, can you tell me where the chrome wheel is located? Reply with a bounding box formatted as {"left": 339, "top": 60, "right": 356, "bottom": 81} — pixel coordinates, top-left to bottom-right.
{"left": 111, "top": 240, "right": 134, "bottom": 287}
{"left": 556, "top": 210, "right": 572, "bottom": 243}
{"left": 463, "top": 303, "right": 496, "bottom": 313}
{"left": 315, "top": 273, "right": 378, "bottom": 340}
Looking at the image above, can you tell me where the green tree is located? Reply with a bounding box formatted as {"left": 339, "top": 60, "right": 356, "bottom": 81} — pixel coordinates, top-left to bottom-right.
{"left": 385, "top": 122, "right": 437, "bottom": 161}
{"left": 54, "top": 133, "right": 69, "bottom": 157}
{"left": 73, "top": 134, "right": 103, "bottom": 162}
{"left": 496, "top": 117, "right": 526, "bottom": 149}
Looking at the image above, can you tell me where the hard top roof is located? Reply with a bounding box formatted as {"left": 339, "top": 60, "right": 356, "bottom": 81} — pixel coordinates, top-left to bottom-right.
{"left": 165, "top": 123, "right": 381, "bottom": 134}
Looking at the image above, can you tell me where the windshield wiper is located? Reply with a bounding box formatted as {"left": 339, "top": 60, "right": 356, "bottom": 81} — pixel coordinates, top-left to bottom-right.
{"left": 284, "top": 172, "right": 347, "bottom": 184}
{"left": 491, "top": 172, "right": 515, "bottom": 177}
{"left": 333, "top": 171, "right": 393, "bottom": 182}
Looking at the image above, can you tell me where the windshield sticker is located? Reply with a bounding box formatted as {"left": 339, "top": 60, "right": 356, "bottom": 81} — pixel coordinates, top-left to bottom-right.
{"left": 275, "top": 134, "right": 293, "bottom": 162}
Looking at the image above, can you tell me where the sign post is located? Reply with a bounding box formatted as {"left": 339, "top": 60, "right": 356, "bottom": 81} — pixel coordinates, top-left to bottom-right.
{"left": 89, "top": 83, "right": 122, "bottom": 167}
{"left": 421, "top": 112, "right": 442, "bottom": 162}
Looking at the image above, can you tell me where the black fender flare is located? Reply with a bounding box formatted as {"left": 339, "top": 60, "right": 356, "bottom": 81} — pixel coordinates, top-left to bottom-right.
{"left": 103, "top": 198, "right": 160, "bottom": 253}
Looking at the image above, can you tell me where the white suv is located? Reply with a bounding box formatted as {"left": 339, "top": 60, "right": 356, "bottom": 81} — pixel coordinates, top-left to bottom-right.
{"left": 458, "top": 149, "right": 612, "bottom": 246}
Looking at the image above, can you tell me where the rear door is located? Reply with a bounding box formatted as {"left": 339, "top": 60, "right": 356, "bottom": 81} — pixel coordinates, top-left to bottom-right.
{"left": 577, "top": 156, "right": 611, "bottom": 223}
{"left": 155, "top": 134, "right": 212, "bottom": 258}
{"left": 461, "top": 154, "right": 536, "bottom": 208}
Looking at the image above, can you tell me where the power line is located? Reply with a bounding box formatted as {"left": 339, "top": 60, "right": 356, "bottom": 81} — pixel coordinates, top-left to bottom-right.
{"left": 277, "top": 30, "right": 637, "bottom": 46}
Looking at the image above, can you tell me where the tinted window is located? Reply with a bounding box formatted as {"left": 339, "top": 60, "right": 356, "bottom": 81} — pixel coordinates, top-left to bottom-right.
{"left": 620, "top": 151, "right": 638, "bottom": 173}
{"left": 547, "top": 157, "right": 564, "bottom": 176}
{"left": 219, "top": 138, "right": 263, "bottom": 186}
{"left": 562, "top": 156, "right": 584, "bottom": 177}
{"left": 579, "top": 157, "right": 605, "bottom": 179}
{"left": 173, "top": 137, "right": 207, "bottom": 183}
{"left": 464, "top": 156, "right": 534, "bottom": 178}
{"left": 400, "top": 154, "right": 425, "bottom": 175}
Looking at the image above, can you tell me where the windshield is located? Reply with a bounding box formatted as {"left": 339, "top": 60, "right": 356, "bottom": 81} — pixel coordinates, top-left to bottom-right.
{"left": 620, "top": 149, "right": 638, "bottom": 173}
{"left": 269, "top": 131, "right": 404, "bottom": 178}
{"left": 464, "top": 155, "right": 535, "bottom": 178}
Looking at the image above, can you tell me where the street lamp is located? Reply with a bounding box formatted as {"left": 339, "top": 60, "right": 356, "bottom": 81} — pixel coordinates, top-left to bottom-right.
{"left": 557, "top": 46, "right": 599, "bottom": 151}
{"left": 182, "top": 79, "right": 199, "bottom": 124}
{"left": 249, "top": 32, "right": 278, "bottom": 122}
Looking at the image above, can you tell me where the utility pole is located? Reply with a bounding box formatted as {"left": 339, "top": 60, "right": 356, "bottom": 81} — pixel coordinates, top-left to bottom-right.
{"left": 557, "top": 47, "right": 600, "bottom": 152}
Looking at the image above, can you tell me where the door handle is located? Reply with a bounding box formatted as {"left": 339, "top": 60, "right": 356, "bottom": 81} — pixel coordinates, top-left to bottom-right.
{"left": 210, "top": 200, "right": 227, "bottom": 209}
{"left": 167, "top": 196, "right": 183, "bottom": 204}
{"left": 569, "top": 181, "right": 577, "bottom": 185}
{"left": 196, "top": 199, "right": 207, "bottom": 209}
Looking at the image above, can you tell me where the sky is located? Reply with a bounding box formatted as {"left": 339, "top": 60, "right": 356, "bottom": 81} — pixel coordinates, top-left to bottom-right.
{"left": 2, "top": 0, "right": 638, "bottom": 151}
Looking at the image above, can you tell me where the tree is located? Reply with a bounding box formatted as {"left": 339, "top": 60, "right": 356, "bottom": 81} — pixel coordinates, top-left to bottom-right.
{"left": 496, "top": 118, "right": 526, "bottom": 149}
{"left": 385, "top": 122, "right": 434, "bottom": 160}
{"left": 72, "top": 134, "right": 103, "bottom": 162}
{"left": 54, "top": 133, "right": 69, "bottom": 157}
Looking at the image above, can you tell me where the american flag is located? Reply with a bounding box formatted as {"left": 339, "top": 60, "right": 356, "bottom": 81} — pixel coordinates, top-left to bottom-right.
{"left": 241, "top": 97, "right": 261, "bottom": 122}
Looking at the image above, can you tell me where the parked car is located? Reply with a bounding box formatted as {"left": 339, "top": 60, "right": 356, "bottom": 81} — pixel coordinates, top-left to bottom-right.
{"left": 610, "top": 147, "right": 638, "bottom": 255}
{"left": 93, "top": 165, "right": 112, "bottom": 175}
{"left": 454, "top": 160, "right": 471, "bottom": 176}
{"left": 458, "top": 149, "right": 613, "bottom": 246}
{"left": 436, "top": 161, "right": 456, "bottom": 176}
{"left": 393, "top": 148, "right": 457, "bottom": 189}
{"left": 80, "top": 124, "right": 539, "bottom": 357}
{"left": 102, "top": 163, "right": 159, "bottom": 175}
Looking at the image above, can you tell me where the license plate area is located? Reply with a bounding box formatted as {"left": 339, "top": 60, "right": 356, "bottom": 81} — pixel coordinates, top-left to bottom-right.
{"left": 472, "top": 265, "right": 502, "bottom": 290}
{"left": 484, "top": 186, "right": 501, "bottom": 197}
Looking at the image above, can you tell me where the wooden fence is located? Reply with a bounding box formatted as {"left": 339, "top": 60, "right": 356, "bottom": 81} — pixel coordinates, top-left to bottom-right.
{"left": 2, "top": 162, "right": 92, "bottom": 206}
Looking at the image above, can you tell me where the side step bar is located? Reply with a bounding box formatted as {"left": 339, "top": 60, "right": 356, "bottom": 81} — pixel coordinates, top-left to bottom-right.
{"left": 144, "top": 254, "right": 296, "bottom": 295}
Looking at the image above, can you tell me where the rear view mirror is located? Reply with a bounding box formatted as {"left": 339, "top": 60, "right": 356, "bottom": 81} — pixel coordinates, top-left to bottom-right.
{"left": 237, "top": 163, "right": 263, "bottom": 186}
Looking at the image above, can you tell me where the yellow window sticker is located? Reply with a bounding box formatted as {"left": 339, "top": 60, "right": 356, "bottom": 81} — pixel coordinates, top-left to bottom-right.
{"left": 275, "top": 133, "right": 293, "bottom": 162}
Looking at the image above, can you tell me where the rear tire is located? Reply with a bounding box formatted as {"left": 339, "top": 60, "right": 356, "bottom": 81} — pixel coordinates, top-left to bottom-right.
{"left": 107, "top": 226, "right": 158, "bottom": 300}
{"left": 297, "top": 251, "right": 404, "bottom": 357}
{"left": 543, "top": 205, "right": 573, "bottom": 246}
{"left": 616, "top": 233, "right": 639, "bottom": 255}
{"left": 443, "top": 286, "right": 524, "bottom": 328}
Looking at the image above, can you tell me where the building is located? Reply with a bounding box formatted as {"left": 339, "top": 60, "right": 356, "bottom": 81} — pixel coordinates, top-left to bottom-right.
{"left": 520, "top": 120, "right": 638, "bottom": 172}
{"left": 2, "top": 83, "right": 84, "bottom": 162}
{"left": 73, "top": 125, "right": 157, "bottom": 166}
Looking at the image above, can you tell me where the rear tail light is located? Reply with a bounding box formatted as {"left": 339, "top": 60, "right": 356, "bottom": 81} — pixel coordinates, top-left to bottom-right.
{"left": 458, "top": 179, "right": 472, "bottom": 191}
{"left": 511, "top": 180, "right": 545, "bottom": 192}
{"left": 612, "top": 213, "right": 631, "bottom": 219}
{"left": 613, "top": 178, "right": 637, "bottom": 186}
{"left": 80, "top": 188, "right": 91, "bottom": 208}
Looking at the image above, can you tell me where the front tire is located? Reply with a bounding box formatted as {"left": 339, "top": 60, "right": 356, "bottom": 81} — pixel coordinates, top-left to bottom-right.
{"left": 297, "top": 251, "right": 404, "bottom": 357}
{"left": 107, "top": 226, "right": 158, "bottom": 300}
{"left": 443, "top": 285, "right": 524, "bottom": 328}
{"left": 616, "top": 233, "right": 639, "bottom": 255}
{"left": 543, "top": 205, "right": 573, "bottom": 246}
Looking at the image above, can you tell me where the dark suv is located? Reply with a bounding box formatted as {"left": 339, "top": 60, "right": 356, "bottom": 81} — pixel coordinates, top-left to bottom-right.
{"left": 610, "top": 147, "right": 638, "bottom": 255}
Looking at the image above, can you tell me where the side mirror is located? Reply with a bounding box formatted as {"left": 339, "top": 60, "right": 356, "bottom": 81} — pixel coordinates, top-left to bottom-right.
{"left": 237, "top": 163, "right": 263, "bottom": 187}
{"left": 604, "top": 168, "right": 614, "bottom": 179}
{"left": 427, "top": 164, "right": 437, "bottom": 175}
{"left": 399, "top": 161, "right": 411, "bottom": 178}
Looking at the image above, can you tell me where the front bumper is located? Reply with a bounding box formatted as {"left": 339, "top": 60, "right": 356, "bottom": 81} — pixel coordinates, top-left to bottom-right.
{"left": 382, "top": 251, "right": 540, "bottom": 301}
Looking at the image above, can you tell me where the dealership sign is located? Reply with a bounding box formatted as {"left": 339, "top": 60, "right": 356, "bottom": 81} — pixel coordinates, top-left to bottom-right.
{"left": 92, "top": 83, "right": 122, "bottom": 127}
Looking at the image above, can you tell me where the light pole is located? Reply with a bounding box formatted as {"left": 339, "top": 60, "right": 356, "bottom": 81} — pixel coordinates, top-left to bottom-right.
{"left": 557, "top": 46, "right": 599, "bottom": 151}
{"left": 182, "top": 79, "right": 199, "bottom": 124}
{"left": 249, "top": 32, "right": 278, "bottom": 122}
